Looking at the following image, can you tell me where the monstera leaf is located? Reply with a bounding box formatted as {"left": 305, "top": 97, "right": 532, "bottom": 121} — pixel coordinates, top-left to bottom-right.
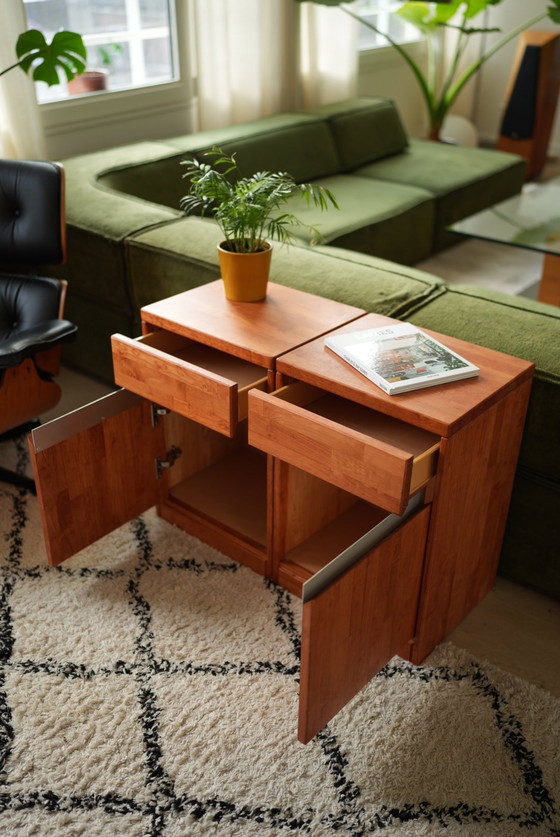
{"left": 9, "top": 30, "right": 87, "bottom": 86}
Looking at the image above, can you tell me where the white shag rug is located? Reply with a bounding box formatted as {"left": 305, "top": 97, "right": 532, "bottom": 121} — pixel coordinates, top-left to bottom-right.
{"left": 1, "top": 435, "right": 559, "bottom": 836}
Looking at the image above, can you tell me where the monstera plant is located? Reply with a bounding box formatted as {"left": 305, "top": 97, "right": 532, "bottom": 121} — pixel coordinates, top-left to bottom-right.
{"left": 0, "top": 30, "right": 87, "bottom": 86}
{"left": 296, "top": 0, "right": 560, "bottom": 140}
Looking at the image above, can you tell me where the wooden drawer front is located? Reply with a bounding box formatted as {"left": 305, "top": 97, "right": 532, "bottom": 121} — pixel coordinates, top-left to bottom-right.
{"left": 248, "top": 384, "right": 439, "bottom": 515}
{"left": 112, "top": 332, "right": 267, "bottom": 437}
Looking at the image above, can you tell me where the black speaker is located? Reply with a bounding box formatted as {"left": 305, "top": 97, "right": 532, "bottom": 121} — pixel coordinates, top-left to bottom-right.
{"left": 500, "top": 45, "right": 539, "bottom": 140}
{"left": 497, "top": 31, "right": 560, "bottom": 179}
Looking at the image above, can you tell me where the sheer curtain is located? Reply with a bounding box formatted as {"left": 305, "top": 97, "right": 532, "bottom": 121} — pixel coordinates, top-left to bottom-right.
{"left": 299, "top": 2, "right": 358, "bottom": 107}
{"left": 192, "top": 0, "right": 357, "bottom": 130}
{"left": 0, "top": 0, "right": 46, "bottom": 159}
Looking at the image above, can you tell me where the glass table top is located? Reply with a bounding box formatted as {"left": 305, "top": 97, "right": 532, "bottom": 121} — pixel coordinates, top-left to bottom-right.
{"left": 450, "top": 178, "right": 560, "bottom": 256}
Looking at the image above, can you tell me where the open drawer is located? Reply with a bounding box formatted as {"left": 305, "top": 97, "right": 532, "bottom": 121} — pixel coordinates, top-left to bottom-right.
{"left": 248, "top": 382, "right": 440, "bottom": 514}
{"left": 112, "top": 331, "right": 268, "bottom": 437}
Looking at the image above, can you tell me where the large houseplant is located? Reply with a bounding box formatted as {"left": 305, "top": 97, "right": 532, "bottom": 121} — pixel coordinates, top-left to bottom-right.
{"left": 181, "top": 148, "right": 338, "bottom": 301}
{"left": 296, "top": 0, "right": 560, "bottom": 140}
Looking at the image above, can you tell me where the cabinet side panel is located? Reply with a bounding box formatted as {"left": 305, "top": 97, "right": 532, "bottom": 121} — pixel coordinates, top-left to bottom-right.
{"left": 412, "top": 379, "right": 532, "bottom": 663}
{"left": 298, "top": 506, "right": 430, "bottom": 744}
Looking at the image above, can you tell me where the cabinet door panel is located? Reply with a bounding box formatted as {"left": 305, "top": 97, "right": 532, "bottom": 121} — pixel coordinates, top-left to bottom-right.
{"left": 29, "top": 390, "right": 163, "bottom": 566}
{"left": 298, "top": 505, "right": 430, "bottom": 744}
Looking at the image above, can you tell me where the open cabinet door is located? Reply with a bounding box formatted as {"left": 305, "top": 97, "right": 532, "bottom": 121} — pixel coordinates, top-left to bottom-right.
{"left": 298, "top": 505, "right": 430, "bottom": 744}
{"left": 29, "top": 389, "right": 165, "bottom": 566}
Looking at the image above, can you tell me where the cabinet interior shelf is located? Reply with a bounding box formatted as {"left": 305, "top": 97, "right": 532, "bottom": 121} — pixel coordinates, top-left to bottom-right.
{"left": 168, "top": 447, "right": 267, "bottom": 547}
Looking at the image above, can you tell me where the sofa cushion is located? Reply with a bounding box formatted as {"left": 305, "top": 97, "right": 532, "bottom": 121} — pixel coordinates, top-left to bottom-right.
{"left": 303, "top": 97, "right": 409, "bottom": 170}
{"left": 356, "top": 139, "right": 526, "bottom": 250}
{"left": 65, "top": 143, "right": 182, "bottom": 239}
{"left": 98, "top": 117, "right": 340, "bottom": 212}
{"left": 213, "top": 121, "right": 341, "bottom": 182}
{"left": 281, "top": 174, "right": 435, "bottom": 264}
{"left": 405, "top": 284, "right": 560, "bottom": 481}
{"left": 125, "top": 216, "right": 445, "bottom": 316}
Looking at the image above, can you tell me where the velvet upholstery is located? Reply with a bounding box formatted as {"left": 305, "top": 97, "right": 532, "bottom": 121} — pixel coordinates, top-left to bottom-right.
{"left": 45, "top": 98, "right": 559, "bottom": 599}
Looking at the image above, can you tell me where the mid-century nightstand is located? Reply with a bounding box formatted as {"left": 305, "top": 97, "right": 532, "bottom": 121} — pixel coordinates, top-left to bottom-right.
{"left": 29, "top": 281, "right": 534, "bottom": 742}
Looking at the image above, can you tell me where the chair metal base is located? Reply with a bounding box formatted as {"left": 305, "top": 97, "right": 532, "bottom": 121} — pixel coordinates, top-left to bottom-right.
{"left": 0, "top": 418, "right": 39, "bottom": 494}
{"left": 0, "top": 466, "right": 36, "bottom": 494}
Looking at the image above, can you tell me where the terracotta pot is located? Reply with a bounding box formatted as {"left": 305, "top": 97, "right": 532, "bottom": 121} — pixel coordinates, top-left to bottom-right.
{"left": 217, "top": 241, "right": 272, "bottom": 302}
{"left": 68, "top": 71, "right": 109, "bottom": 95}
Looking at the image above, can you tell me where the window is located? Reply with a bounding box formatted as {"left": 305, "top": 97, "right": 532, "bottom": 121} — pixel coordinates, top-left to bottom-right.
{"left": 23, "top": 0, "right": 178, "bottom": 102}
{"left": 354, "top": 0, "right": 420, "bottom": 51}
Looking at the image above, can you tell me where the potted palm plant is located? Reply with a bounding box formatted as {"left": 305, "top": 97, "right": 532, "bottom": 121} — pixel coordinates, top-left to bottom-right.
{"left": 180, "top": 147, "right": 338, "bottom": 301}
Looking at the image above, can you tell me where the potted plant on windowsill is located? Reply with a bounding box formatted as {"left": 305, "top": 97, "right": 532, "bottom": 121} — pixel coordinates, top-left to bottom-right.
{"left": 180, "top": 148, "right": 338, "bottom": 302}
{"left": 67, "top": 43, "right": 122, "bottom": 95}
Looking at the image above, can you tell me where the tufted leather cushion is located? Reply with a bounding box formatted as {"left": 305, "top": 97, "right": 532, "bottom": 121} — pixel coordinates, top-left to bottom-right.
{"left": 0, "top": 274, "right": 77, "bottom": 367}
{"left": 0, "top": 159, "right": 64, "bottom": 265}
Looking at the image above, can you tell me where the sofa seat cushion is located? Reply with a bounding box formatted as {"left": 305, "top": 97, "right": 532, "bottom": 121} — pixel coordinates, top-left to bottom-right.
{"left": 356, "top": 139, "right": 526, "bottom": 250}
{"left": 281, "top": 174, "right": 435, "bottom": 264}
{"left": 125, "top": 216, "right": 445, "bottom": 317}
{"left": 303, "top": 97, "right": 409, "bottom": 169}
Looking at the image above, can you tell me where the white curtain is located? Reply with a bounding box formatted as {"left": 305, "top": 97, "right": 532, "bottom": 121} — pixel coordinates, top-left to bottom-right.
{"left": 192, "top": 0, "right": 358, "bottom": 130}
{"left": 0, "top": 0, "right": 46, "bottom": 159}
{"left": 299, "top": 2, "right": 358, "bottom": 107}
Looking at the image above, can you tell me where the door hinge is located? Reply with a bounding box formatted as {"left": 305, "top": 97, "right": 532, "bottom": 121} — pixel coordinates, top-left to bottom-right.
{"left": 151, "top": 404, "right": 170, "bottom": 426}
{"left": 155, "top": 445, "right": 182, "bottom": 479}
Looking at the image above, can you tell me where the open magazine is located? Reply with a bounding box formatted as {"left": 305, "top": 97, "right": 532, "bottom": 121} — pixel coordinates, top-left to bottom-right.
{"left": 325, "top": 322, "right": 479, "bottom": 394}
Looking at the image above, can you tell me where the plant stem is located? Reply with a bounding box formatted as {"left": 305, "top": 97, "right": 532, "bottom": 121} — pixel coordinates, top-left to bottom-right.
{"left": 444, "top": 10, "right": 548, "bottom": 112}
{"left": 340, "top": 4, "right": 436, "bottom": 123}
{"left": 0, "top": 60, "right": 25, "bottom": 78}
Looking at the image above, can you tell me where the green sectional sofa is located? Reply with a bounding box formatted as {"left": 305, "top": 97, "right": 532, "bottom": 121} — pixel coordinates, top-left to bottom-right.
{"left": 40, "top": 96, "right": 559, "bottom": 601}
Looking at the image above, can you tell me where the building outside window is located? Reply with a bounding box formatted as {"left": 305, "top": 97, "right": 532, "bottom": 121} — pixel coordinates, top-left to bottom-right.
{"left": 23, "top": 0, "right": 178, "bottom": 102}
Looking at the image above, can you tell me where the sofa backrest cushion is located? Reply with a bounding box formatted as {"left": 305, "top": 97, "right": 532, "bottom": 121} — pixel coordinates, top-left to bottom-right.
{"left": 98, "top": 155, "right": 187, "bottom": 211}
{"left": 209, "top": 121, "right": 341, "bottom": 182}
{"left": 305, "top": 98, "right": 409, "bottom": 171}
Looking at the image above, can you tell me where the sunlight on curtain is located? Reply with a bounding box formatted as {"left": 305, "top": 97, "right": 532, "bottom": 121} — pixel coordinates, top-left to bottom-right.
{"left": 300, "top": 3, "right": 358, "bottom": 106}
{"left": 192, "top": 0, "right": 357, "bottom": 130}
{"left": 192, "top": 0, "right": 300, "bottom": 130}
{"left": 0, "top": 0, "right": 46, "bottom": 158}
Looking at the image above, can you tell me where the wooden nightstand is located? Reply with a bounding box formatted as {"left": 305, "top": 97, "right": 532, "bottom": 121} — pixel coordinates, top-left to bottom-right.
{"left": 29, "top": 282, "right": 534, "bottom": 743}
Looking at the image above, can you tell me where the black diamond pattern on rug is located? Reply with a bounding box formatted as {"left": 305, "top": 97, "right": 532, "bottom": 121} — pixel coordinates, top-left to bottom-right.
{"left": 0, "top": 443, "right": 559, "bottom": 836}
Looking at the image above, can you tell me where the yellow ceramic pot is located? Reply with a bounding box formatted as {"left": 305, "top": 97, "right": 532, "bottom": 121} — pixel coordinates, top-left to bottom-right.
{"left": 217, "top": 241, "right": 272, "bottom": 302}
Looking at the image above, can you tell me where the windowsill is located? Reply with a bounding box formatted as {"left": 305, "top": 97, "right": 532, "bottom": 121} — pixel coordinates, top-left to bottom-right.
{"left": 358, "top": 38, "right": 425, "bottom": 71}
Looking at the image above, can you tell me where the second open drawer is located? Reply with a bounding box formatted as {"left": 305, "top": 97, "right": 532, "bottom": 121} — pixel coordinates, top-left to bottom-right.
{"left": 112, "top": 330, "right": 268, "bottom": 437}
{"left": 248, "top": 382, "right": 440, "bottom": 514}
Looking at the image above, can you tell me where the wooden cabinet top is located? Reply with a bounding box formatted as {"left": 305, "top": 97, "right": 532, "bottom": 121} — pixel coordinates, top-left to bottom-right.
{"left": 276, "top": 313, "right": 535, "bottom": 436}
{"left": 141, "top": 281, "right": 365, "bottom": 367}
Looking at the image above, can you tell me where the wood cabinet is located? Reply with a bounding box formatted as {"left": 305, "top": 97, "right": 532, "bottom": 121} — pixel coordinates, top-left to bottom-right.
{"left": 28, "top": 281, "right": 534, "bottom": 743}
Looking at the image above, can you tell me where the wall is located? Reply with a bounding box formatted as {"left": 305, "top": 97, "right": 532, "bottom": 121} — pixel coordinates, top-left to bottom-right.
{"left": 357, "top": 41, "right": 428, "bottom": 138}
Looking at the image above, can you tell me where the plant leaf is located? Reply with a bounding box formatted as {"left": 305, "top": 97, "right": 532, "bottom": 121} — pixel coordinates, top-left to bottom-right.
{"left": 16, "top": 29, "right": 87, "bottom": 86}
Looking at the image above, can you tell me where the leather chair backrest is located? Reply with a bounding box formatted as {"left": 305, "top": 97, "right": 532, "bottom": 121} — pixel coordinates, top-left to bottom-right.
{"left": 0, "top": 275, "right": 61, "bottom": 342}
{"left": 0, "top": 159, "right": 64, "bottom": 266}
